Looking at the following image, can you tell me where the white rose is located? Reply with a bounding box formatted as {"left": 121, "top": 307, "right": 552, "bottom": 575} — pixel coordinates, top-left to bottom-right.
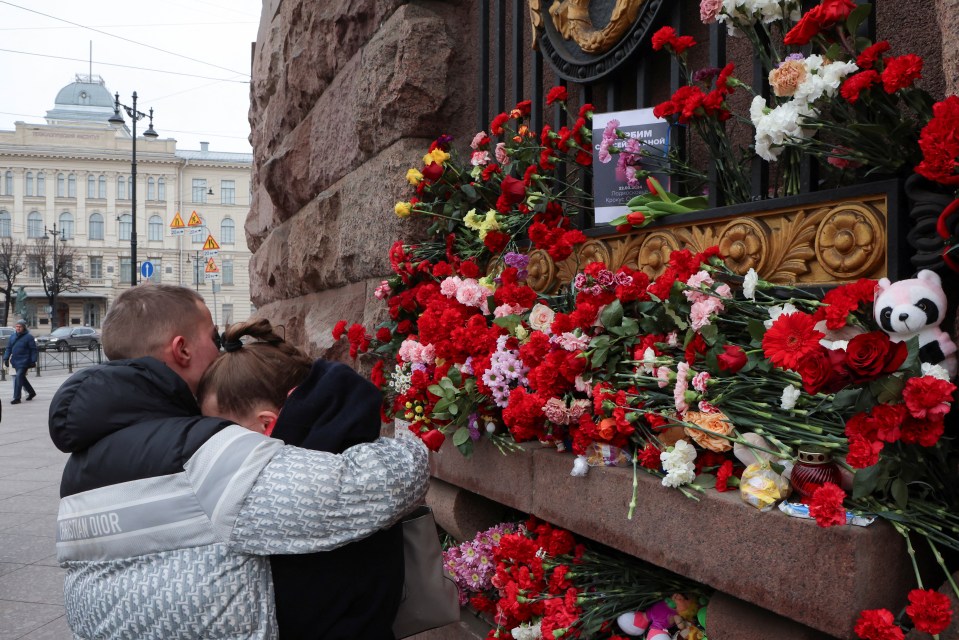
{"left": 528, "top": 303, "right": 555, "bottom": 334}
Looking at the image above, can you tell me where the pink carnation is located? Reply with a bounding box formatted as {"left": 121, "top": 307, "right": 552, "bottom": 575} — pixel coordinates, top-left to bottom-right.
{"left": 700, "top": 0, "right": 721, "bottom": 23}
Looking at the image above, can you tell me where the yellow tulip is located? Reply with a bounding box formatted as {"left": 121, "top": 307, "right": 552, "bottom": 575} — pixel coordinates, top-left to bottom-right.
{"left": 394, "top": 201, "right": 412, "bottom": 218}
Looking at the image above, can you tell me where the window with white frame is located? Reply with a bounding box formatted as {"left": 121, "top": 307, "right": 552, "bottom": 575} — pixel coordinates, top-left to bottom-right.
{"left": 119, "top": 214, "right": 132, "bottom": 241}
{"left": 192, "top": 179, "right": 207, "bottom": 203}
{"left": 220, "top": 218, "right": 235, "bottom": 244}
{"left": 88, "top": 213, "right": 104, "bottom": 240}
{"left": 24, "top": 172, "right": 33, "bottom": 196}
{"left": 220, "top": 180, "right": 235, "bottom": 205}
{"left": 119, "top": 256, "right": 131, "bottom": 279}
{"left": 59, "top": 211, "right": 74, "bottom": 239}
{"left": 0, "top": 211, "right": 10, "bottom": 237}
{"left": 147, "top": 177, "right": 155, "bottom": 200}
{"left": 117, "top": 176, "right": 126, "bottom": 200}
{"left": 57, "top": 173, "right": 66, "bottom": 197}
{"left": 158, "top": 177, "right": 166, "bottom": 201}
{"left": 98, "top": 175, "right": 106, "bottom": 198}
{"left": 89, "top": 256, "right": 103, "bottom": 279}
{"left": 87, "top": 175, "right": 96, "bottom": 198}
{"left": 68, "top": 174, "right": 77, "bottom": 198}
{"left": 27, "top": 211, "right": 43, "bottom": 238}
{"left": 3, "top": 171, "right": 12, "bottom": 195}
{"left": 222, "top": 258, "right": 234, "bottom": 285}
{"left": 148, "top": 215, "right": 163, "bottom": 241}
{"left": 28, "top": 256, "right": 41, "bottom": 278}
{"left": 36, "top": 172, "right": 45, "bottom": 196}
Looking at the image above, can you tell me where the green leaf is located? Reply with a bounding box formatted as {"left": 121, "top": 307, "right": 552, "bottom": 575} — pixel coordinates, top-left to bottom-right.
{"left": 832, "top": 388, "right": 862, "bottom": 411}
{"left": 890, "top": 478, "right": 909, "bottom": 510}
{"left": 493, "top": 315, "right": 522, "bottom": 332}
{"left": 692, "top": 474, "right": 716, "bottom": 488}
{"left": 621, "top": 317, "right": 639, "bottom": 336}
{"left": 869, "top": 375, "right": 905, "bottom": 405}
{"left": 448, "top": 403, "right": 459, "bottom": 416}
{"left": 699, "top": 322, "right": 718, "bottom": 345}
{"left": 769, "top": 461, "right": 785, "bottom": 476}
{"left": 824, "top": 43, "right": 844, "bottom": 63}
{"left": 440, "top": 377, "right": 457, "bottom": 393}
{"left": 427, "top": 384, "right": 447, "bottom": 398}
{"left": 846, "top": 3, "right": 872, "bottom": 35}
{"left": 452, "top": 426, "right": 471, "bottom": 447}
{"left": 899, "top": 336, "right": 922, "bottom": 374}
{"left": 447, "top": 367, "right": 463, "bottom": 387}
{"left": 852, "top": 464, "right": 883, "bottom": 500}
{"left": 461, "top": 184, "right": 477, "bottom": 200}
{"left": 665, "top": 306, "right": 688, "bottom": 330}
{"left": 747, "top": 319, "right": 767, "bottom": 343}
{"left": 591, "top": 347, "right": 609, "bottom": 367}
{"left": 601, "top": 300, "right": 625, "bottom": 329}
{"left": 456, "top": 439, "right": 474, "bottom": 457}
{"left": 589, "top": 334, "right": 611, "bottom": 350}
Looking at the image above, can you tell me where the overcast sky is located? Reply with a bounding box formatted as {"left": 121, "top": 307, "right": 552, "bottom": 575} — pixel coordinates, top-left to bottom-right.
{"left": 0, "top": 0, "right": 261, "bottom": 154}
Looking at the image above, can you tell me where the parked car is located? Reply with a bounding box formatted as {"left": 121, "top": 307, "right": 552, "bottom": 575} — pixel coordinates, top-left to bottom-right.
{"left": 0, "top": 327, "right": 14, "bottom": 351}
{"left": 36, "top": 326, "right": 101, "bottom": 351}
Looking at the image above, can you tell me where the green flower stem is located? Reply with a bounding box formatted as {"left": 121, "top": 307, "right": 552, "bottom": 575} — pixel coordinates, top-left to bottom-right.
{"left": 893, "top": 521, "right": 925, "bottom": 591}
{"left": 629, "top": 447, "right": 639, "bottom": 520}
{"left": 926, "top": 538, "right": 959, "bottom": 599}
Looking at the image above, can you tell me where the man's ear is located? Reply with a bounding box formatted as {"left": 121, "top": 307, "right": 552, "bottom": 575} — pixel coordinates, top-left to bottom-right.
{"left": 167, "top": 334, "right": 192, "bottom": 369}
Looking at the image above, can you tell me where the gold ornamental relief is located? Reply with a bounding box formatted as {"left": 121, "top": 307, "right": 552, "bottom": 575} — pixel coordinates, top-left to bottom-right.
{"left": 526, "top": 249, "right": 559, "bottom": 293}
{"left": 638, "top": 233, "right": 679, "bottom": 279}
{"left": 815, "top": 203, "right": 884, "bottom": 279}
{"left": 543, "top": 0, "right": 644, "bottom": 54}
{"left": 717, "top": 219, "right": 768, "bottom": 275}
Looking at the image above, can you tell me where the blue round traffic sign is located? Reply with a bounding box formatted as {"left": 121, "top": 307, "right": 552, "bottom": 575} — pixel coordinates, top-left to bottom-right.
{"left": 140, "top": 261, "right": 154, "bottom": 279}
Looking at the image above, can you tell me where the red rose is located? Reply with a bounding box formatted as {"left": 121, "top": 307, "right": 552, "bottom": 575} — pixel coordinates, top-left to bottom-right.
{"left": 906, "top": 588, "right": 953, "bottom": 635}
{"left": 845, "top": 332, "right": 894, "bottom": 379}
{"left": 420, "top": 428, "right": 446, "bottom": 452}
{"left": 421, "top": 161, "right": 444, "bottom": 182}
{"left": 499, "top": 175, "right": 527, "bottom": 205}
{"left": 783, "top": 11, "right": 823, "bottom": 46}
{"left": 797, "top": 348, "right": 834, "bottom": 394}
{"left": 716, "top": 344, "right": 747, "bottom": 373}
{"left": 854, "top": 609, "right": 905, "bottom": 640}
{"left": 808, "top": 482, "right": 847, "bottom": 527}
{"left": 818, "top": 0, "right": 857, "bottom": 22}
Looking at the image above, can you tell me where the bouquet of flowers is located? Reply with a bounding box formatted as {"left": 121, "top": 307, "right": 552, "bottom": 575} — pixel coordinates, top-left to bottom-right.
{"left": 444, "top": 517, "right": 710, "bottom": 640}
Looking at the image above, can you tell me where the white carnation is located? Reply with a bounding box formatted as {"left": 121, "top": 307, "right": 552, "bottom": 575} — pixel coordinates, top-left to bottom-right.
{"left": 751, "top": 97, "right": 815, "bottom": 162}
{"left": 570, "top": 455, "right": 589, "bottom": 477}
{"left": 921, "top": 362, "right": 951, "bottom": 381}
{"left": 780, "top": 385, "right": 801, "bottom": 411}
{"left": 662, "top": 465, "right": 696, "bottom": 488}
{"left": 743, "top": 268, "right": 758, "bottom": 300}
{"left": 511, "top": 622, "right": 542, "bottom": 640}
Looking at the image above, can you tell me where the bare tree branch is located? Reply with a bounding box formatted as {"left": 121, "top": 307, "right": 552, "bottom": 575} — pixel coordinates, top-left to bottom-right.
{"left": 0, "top": 238, "right": 26, "bottom": 326}
{"left": 28, "top": 238, "right": 87, "bottom": 318}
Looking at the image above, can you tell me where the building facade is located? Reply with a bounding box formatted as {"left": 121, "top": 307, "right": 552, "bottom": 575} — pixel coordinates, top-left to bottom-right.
{"left": 0, "top": 75, "right": 253, "bottom": 332}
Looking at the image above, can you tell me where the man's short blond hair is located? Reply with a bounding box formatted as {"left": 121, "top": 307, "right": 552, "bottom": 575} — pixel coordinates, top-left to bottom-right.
{"left": 102, "top": 285, "right": 208, "bottom": 361}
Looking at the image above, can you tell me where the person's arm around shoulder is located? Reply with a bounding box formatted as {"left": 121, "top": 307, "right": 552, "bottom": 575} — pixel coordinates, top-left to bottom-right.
{"left": 185, "top": 425, "right": 429, "bottom": 555}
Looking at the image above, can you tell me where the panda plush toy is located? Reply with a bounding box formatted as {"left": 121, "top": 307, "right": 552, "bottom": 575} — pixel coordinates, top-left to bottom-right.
{"left": 874, "top": 269, "right": 957, "bottom": 379}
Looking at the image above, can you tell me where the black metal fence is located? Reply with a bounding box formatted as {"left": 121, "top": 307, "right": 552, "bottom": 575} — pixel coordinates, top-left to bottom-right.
{"left": 0, "top": 345, "right": 103, "bottom": 380}
{"left": 477, "top": 0, "right": 877, "bottom": 211}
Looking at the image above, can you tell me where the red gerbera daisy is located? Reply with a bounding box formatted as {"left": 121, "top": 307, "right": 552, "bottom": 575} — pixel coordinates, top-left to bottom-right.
{"left": 761, "top": 312, "right": 825, "bottom": 371}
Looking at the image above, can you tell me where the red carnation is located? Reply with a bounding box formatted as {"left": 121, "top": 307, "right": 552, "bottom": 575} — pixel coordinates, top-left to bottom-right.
{"left": 906, "top": 588, "right": 953, "bottom": 635}
{"left": 546, "top": 86, "right": 568, "bottom": 105}
{"left": 651, "top": 26, "right": 677, "bottom": 51}
{"left": 715, "top": 460, "right": 734, "bottom": 492}
{"left": 881, "top": 54, "right": 923, "bottom": 93}
{"left": 841, "top": 70, "right": 880, "bottom": 104}
{"left": 637, "top": 443, "right": 662, "bottom": 470}
{"left": 490, "top": 112, "right": 510, "bottom": 135}
{"left": 375, "top": 327, "right": 392, "bottom": 343}
{"left": 762, "top": 312, "right": 825, "bottom": 371}
{"left": 716, "top": 344, "right": 748, "bottom": 373}
{"left": 332, "top": 319, "right": 348, "bottom": 341}
{"left": 846, "top": 435, "right": 884, "bottom": 469}
{"left": 916, "top": 95, "right": 959, "bottom": 185}
{"left": 854, "top": 609, "right": 904, "bottom": 640}
{"left": 857, "top": 41, "right": 890, "bottom": 69}
{"left": 902, "top": 376, "right": 956, "bottom": 421}
{"left": 483, "top": 229, "right": 510, "bottom": 254}
{"left": 808, "top": 482, "right": 847, "bottom": 527}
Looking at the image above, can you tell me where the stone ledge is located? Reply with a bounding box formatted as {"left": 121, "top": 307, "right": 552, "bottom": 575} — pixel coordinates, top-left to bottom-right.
{"left": 429, "top": 439, "right": 912, "bottom": 640}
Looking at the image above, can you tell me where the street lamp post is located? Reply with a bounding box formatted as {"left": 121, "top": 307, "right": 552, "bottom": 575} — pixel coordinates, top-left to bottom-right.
{"left": 43, "top": 223, "right": 67, "bottom": 330}
{"left": 109, "top": 91, "right": 158, "bottom": 287}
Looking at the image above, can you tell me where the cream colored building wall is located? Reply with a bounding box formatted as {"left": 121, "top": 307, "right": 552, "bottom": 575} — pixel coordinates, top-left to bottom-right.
{"left": 0, "top": 121, "right": 253, "bottom": 334}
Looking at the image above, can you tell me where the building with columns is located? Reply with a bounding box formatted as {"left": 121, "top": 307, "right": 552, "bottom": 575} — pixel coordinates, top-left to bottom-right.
{"left": 0, "top": 74, "right": 253, "bottom": 332}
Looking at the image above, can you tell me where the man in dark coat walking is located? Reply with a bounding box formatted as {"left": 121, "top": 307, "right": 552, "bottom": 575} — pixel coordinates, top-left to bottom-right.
{"left": 4, "top": 319, "right": 37, "bottom": 404}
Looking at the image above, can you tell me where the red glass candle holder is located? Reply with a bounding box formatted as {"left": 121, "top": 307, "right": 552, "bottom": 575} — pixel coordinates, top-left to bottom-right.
{"left": 790, "top": 445, "right": 840, "bottom": 500}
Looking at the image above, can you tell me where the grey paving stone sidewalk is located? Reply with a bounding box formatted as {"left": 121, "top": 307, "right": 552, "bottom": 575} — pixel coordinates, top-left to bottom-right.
{"left": 0, "top": 370, "right": 74, "bottom": 640}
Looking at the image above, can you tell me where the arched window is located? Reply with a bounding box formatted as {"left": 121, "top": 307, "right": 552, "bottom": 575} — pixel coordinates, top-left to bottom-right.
{"left": 157, "top": 177, "right": 166, "bottom": 201}
{"left": 118, "top": 214, "right": 132, "bottom": 241}
{"left": 27, "top": 211, "right": 43, "bottom": 238}
{"left": 147, "top": 177, "right": 155, "bottom": 200}
{"left": 57, "top": 173, "right": 66, "bottom": 197}
{"left": 88, "top": 213, "right": 104, "bottom": 240}
{"left": 0, "top": 211, "right": 10, "bottom": 237}
{"left": 59, "top": 211, "right": 74, "bottom": 239}
{"left": 117, "top": 176, "right": 126, "bottom": 200}
{"left": 24, "top": 172, "right": 33, "bottom": 197}
{"left": 98, "top": 175, "right": 106, "bottom": 198}
{"left": 4, "top": 171, "right": 12, "bottom": 195}
{"left": 87, "top": 175, "right": 96, "bottom": 198}
{"left": 220, "top": 218, "right": 235, "bottom": 244}
{"left": 68, "top": 173, "right": 77, "bottom": 197}
{"left": 148, "top": 215, "right": 163, "bottom": 241}
{"left": 36, "top": 172, "right": 45, "bottom": 196}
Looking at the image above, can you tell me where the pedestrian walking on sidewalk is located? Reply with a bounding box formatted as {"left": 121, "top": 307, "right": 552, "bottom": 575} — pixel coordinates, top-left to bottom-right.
{"left": 4, "top": 319, "right": 37, "bottom": 404}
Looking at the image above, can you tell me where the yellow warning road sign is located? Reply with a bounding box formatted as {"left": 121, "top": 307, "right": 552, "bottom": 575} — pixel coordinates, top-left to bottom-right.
{"left": 204, "top": 257, "right": 221, "bottom": 281}
{"left": 169, "top": 212, "right": 185, "bottom": 235}
{"left": 203, "top": 234, "right": 220, "bottom": 251}
{"left": 187, "top": 211, "right": 203, "bottom": 227}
